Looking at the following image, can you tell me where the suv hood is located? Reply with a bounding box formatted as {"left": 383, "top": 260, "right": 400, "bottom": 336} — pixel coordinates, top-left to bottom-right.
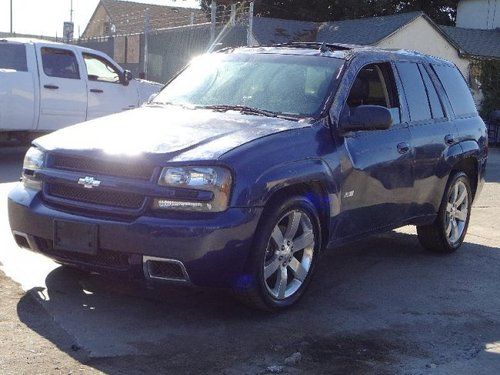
{"left": 35, "top": 106, "right": 307, "bottom": 161}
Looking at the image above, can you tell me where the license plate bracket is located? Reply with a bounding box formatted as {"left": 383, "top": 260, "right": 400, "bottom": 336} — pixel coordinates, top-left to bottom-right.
{"left": 53, "top": 220, "right": 98, "bottom": 255}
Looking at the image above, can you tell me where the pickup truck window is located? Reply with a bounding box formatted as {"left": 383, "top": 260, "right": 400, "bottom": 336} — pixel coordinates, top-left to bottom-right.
{"left": 83, "top": 53, "right": 121, "bottom": 83}
{"left": 396, "top": 62, "right": 432, "bottom": 122}
{"left": 41, "top": 47, "right": 80, "bottom": 80}
{"left": 432, "top": 64, "right": 477, "bottom": 118}
{"left": 0, "top": 44, "right": 28, "bottom": 71}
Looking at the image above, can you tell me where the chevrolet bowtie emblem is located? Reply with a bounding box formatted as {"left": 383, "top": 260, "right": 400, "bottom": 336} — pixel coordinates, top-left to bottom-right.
{"left": 78, "top": 176, "right": 101, "bottom": 189}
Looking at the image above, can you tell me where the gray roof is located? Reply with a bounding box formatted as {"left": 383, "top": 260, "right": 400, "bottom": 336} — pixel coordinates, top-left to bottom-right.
{"left": 441, "top": 26, "right": 500, "bottom": 59}
{"left": 252, "top": 17, "right": 318, "bottom": 45}
{"left": 317, "top": 11, "right": 423, "bottom": 45}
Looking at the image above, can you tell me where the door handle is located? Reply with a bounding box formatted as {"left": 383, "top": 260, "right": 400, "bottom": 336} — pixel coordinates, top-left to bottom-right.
{"left": 44, "top": 84, "right": 59, "bottom": 90}
{"left": 90, "top": 89, "right": 104, "bottom": 93}
{"left": 444, "top": 134, "right": 455, "bottom": 145}
{"left": 397, "top": 142, "right": 410, "bottom": 154}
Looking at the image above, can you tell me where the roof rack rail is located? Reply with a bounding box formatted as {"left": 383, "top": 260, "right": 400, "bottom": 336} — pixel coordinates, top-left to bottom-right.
{"left": 272, "top": 42, "right": 354, "bottom": 51}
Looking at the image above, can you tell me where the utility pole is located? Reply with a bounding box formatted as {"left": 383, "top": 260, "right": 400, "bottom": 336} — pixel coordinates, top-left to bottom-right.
{"left": 247, "top": 1, "right": 254, "bottom": 46}
{"left": 70, "top": 0, "right": 74, "bottom": 22}
{"left": 10, "top": 0, "right": 13, "bottom": 34}
{"left": 210, "top": 1, "right": 216, "bottom": 44}
{"left": 144, "top": 8, "right": 150, "bottom": 80}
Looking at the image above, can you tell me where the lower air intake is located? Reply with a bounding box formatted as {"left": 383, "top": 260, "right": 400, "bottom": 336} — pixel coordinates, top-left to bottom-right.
{"left": 143, "top": 256, "right": 189, "bottom": 282}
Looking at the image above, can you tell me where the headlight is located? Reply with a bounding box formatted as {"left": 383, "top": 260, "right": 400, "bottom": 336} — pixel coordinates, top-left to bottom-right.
{"left": 154, "top": 166, "right": 232, "bottom": 212}
{"left": 22, "top": 147, "right": 45, "bottom": 190}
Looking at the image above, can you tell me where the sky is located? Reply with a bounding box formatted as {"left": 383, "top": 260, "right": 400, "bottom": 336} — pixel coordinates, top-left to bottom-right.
{"left": 0, "top": 0, "right": 200, "bottom": 38}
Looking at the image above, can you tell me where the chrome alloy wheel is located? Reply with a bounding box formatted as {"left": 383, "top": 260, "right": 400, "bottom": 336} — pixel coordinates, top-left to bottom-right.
{"left": 263, "top": 209, "right": 315, "bottom": 300}
{"left": 445, "top": 180, "right": 469, "bottom": 244}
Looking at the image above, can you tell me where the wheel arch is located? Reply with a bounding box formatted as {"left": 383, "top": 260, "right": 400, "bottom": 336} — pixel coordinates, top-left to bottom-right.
{"left": 250, "top": 159, "right": 339, "bottom": 247}
{"left": 450, "top": 156, "right": 479, "bottom": 199}
{"left": 451, "top": 139, "right": 483, "bottom": 199}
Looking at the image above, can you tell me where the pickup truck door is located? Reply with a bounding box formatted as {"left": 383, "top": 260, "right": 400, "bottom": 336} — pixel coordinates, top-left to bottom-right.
{"left": 334, "top": 62, "right": 414, "bottom": 240}
{"left": 82, "top": 53, "right": 138, "bottom": 119}
{"left": 0, "top": 41, "right": 38, "bottom": 131}
{"left": 36, "top": 44, "right": 87, "bottom": 131}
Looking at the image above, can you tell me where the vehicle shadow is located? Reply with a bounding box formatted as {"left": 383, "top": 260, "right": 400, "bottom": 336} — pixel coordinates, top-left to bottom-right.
{"left": 17, "top": 230, "right": 500, "bottom": 374}
{"left": 485, "top": 147, "right": 500, "bottom": 183}
{"left": 0, "top": 146, "right": 28, "bottom": 183}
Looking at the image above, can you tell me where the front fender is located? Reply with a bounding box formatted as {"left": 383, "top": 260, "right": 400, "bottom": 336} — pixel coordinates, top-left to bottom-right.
{"left": 248, "top": 158, "right": 340, "bottom": 215}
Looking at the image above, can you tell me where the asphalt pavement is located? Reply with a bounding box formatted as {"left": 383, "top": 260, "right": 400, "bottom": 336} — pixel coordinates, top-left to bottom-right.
{"left": 0, "top": 145, "right": 499, "bottom": 374}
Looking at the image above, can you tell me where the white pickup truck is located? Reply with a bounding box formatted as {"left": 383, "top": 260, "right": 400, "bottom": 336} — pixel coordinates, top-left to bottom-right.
{"left": 0, "top": 38, "right": 163, "bottom": 141}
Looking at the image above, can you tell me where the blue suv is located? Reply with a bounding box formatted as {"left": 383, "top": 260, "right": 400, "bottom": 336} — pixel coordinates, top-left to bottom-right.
{"left": 8, "top": 43, "right": 488, "bottom": 310}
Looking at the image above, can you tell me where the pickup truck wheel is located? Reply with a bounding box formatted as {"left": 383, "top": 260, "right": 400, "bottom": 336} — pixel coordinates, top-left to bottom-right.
{"left": 417, "top": 172, "right": 472, "bottom": 253}
{"left": 235, "top": 196, "right": 322, "bottom": 311}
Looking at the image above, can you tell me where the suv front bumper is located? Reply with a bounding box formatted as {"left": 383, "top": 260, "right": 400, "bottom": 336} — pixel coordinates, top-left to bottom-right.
{"left": 8, "top": 183, "right": 263, "bottom": 288}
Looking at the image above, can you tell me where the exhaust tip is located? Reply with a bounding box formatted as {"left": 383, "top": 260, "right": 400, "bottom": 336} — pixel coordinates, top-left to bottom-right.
{"left": 13, "top": 232, "right": 31, "bottom": 250}
{"left": 143, "top": 256, "right": 189, "bottom": 282}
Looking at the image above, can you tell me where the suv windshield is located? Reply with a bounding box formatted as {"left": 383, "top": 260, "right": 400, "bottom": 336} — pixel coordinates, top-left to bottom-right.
{"left": 153, "top": 52, "right": 344, "bottom": 118}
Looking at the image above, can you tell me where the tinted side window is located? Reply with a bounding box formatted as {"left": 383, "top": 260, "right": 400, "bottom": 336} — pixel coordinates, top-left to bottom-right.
{"left": 396, "top": 62, "right": 431, "bottom": 122}
{"left": 432, "top": 64, "right": 477, "bottom": 117}
{"left": 346, "top": 63, "right": 401, "bottom": 124}
{"left": 0, "top": 44, "right": 28, "bottom": 71}
{"left": 41, "top": 47, "right": 80, "bottom": 79}
{"left": 418, "top": 64, "right": 444, "bottom": 119}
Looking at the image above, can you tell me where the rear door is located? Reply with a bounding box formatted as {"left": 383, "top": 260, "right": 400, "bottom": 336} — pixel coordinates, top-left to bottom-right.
{"left": 82, "top": 53, "right": 138, "bottom": 119}
{"left": 395, "top": 61, "right": 459, "bottom": 218}
{"left": 36, "top": 44, "right": 87, "bottom": 131}
{"left": 0, "top": 41, "right": 37, "bottom": 131}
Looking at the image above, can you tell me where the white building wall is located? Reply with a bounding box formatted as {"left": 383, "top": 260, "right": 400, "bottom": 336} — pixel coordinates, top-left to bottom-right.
{"left": 376, "top": 16, "right": 471, "bottom": 79}
{"left": 456, "top": 0, "right": 500, "bottom": 30}
{"left": 377, "top": 16, "right": 486, "bottom": 107}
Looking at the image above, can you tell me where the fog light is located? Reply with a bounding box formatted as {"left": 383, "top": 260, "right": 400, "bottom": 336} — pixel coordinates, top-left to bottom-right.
{"left": 153, "top": 199, "right": 213, "bottom": 212}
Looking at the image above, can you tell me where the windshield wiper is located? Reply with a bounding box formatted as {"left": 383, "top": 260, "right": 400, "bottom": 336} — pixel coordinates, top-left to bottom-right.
{"left": 147, "top": 101, "right": 195, "bottom": 110}
{"left": 197, "top": 104, "right": 281, "bottom": 118}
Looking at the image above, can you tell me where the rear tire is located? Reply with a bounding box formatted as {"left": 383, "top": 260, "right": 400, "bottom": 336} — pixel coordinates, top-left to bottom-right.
{"left": 417, "top": 172, "right": 472, "bottom": 253}
{"left": 235, "top": 195, "right": 322, "bottom": 311}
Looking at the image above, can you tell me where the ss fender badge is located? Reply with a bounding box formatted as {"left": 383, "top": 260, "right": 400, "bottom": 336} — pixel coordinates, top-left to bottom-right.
{"left": 343, "top": 190, "right": 355, "bottom": 198}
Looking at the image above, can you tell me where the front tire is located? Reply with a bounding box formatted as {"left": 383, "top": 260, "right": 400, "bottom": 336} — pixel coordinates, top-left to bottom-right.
{"left": 417, "top": 172, "right": 472, "bottom": 253}
{"left": 235, "top": 196, "right": 322, "bottom": 311}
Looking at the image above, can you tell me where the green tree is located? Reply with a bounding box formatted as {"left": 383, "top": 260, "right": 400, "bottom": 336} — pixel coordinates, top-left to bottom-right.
{"left": 394, "top": 0, "right": 458, "bottom": 25}
{"left": 480, "top": 61, "right": 500, "bottom": 118}
{"left": 250, "top": 0, "right": 458, "bottom": 25}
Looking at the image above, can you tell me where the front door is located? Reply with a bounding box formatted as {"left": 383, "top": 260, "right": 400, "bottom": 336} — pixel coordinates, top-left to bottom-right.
{"left": 335, "top": 62, "right": 414, "bottom": 240}
{"left": 36, "top": 45, "right": 87, "bottom": 131}
{"left": 82, "top": 53, "right": 138, "bottom": 120}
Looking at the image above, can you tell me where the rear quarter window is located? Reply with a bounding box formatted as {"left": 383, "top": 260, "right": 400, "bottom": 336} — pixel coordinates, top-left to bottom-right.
{"left": 432, "top": 64, "right": 477, "bottom": 117}
{"left": 0, "top": 44, "right": 28, "bottom": 71}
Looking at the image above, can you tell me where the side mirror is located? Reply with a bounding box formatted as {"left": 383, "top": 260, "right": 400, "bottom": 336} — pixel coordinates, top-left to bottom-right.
{"left": 339, "top": 105, "right": 393, "bottom": 133}
{"left": 121, "top": 70, "right": 133, "bottom": 85}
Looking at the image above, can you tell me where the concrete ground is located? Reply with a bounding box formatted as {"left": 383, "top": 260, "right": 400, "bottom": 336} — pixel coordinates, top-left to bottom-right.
{"left": 0, "top": 146, "right": 499, "bottom": 374}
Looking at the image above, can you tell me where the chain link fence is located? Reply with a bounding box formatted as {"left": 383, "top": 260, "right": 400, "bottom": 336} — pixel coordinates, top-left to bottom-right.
{"left": 77, "top": 1, "right": 253, "bottom": 83}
